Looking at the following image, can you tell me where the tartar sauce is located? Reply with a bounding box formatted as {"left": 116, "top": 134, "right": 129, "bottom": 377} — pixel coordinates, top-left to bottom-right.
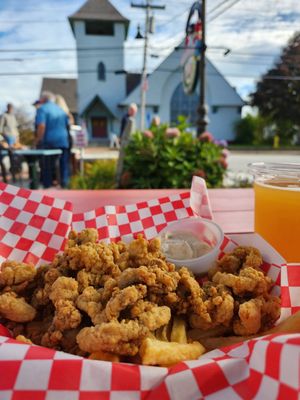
{"left": 160, "top": 231, "right": 212, "bottom": 260}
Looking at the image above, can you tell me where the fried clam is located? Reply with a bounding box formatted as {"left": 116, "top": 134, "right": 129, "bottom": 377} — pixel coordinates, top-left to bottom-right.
{"left": 0, "top": 228, "right": 281, "bottom": 367}
{"left": 76, "top": 320, "right": 149, "bottom": 356}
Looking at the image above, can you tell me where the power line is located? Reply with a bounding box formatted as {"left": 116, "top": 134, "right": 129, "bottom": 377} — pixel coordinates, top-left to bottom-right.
{"left": 0, "top": 43, "right": 285, "bottom": 58}
{"left": 208, "top": 0, "right": 242, "bottom": 22}
{"left": 0, "top": 67, "right": 299, "bottom": 81}
{"left": 0, "top": 20, "right": 66, "bottom": 23}
{"left": 0, "top": 46, "right": 144, "bottom": 53}
{"left": 207, "top": 0, "right": 233, "bottom": 16}
{"left": 156, "top": 5, "right": 190, "bottom": 28}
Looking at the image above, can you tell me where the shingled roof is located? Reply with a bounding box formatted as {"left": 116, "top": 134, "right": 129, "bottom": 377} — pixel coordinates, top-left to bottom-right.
{"left": 69, "top": 0, "right": 129, "bottom": 24}
{"left": 40, "top": 78, "right": 78, "bottom": 114}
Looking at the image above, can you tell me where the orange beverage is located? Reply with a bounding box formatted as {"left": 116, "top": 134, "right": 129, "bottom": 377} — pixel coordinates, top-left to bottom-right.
{"left": 250, "top": 163, "right": 300, "bottom": 263}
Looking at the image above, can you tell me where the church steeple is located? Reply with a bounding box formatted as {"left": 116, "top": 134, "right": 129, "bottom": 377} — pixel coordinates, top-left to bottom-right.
{"left": 69, "top": 0, "right": 129, "bottom": 37}
{"left": 68, "top": 0, "right": 128, "bottom": 141}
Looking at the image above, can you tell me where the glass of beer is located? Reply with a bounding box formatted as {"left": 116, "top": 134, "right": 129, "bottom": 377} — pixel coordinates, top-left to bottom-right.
{"left": 249, "top": 162, "right": 300, "bottom": 263}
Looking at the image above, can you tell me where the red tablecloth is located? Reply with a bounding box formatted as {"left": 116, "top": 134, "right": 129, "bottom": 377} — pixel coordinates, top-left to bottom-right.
{"left": 37, "top": 188, "right": 254, "bottom": 234}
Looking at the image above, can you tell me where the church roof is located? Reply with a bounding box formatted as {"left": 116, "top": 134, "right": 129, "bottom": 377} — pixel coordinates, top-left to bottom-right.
{"left": 126, "top": 73, "right": 141, "bottom": 95}
{"left": 121, "top": 46, "right": 244, "bottom": 108}
{"left": 40, "top": 78, "right": 78, "bottom": 114}
{"left": 69, "top": 0, "right": 129, "bottom": 24}
{"left": 81, "top": 94, "right": 117, "bottom": 117}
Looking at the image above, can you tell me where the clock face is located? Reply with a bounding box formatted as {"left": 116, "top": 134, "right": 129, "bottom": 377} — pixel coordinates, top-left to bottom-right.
{"left": 183, "top": 54, "right": 199, "bottom": 95}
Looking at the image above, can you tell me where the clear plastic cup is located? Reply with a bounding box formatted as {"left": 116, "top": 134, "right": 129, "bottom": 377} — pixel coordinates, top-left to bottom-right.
{"left": 249, "top": 162, "right": 300, "bottom": 262}
{"left": 158, "top": 217, "right": 224, "bottom": 275}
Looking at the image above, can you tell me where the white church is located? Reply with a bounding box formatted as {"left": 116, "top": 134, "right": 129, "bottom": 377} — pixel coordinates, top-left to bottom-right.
{"left": 42, "top": 0, "right": 243, "bottom": 142}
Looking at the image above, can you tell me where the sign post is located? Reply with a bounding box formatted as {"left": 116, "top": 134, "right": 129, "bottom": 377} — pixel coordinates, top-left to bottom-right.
{"left": 70, "top": 122, "right": 88, "bottom": 177}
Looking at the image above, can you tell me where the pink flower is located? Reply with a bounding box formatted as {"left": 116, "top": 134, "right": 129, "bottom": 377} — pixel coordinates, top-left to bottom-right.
{"left": 166, "top": 127, "right": 180, "bottom": 138}
{"left": 199, "top": 131, "right": 214, "bottom": 142}
{"left": 143, "top": 130, "right": 154, "bottom": 139}
{"left": 219, "top": 157, "right": 228, "bottom": 169}
{"left": 221, "top": 148, "right": 230, "bottom": 158}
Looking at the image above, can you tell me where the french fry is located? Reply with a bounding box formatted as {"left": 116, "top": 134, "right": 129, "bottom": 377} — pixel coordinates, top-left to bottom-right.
{"left": 15, "top": 335, "right": 33, "bottom": 344}
{"left": 188, "top": 326, "right": 231, "bottom": 341}
{"left": 88, "top": 350, "right": 120, "bottom": 362}
{"left": 170, "top": 316, "right": 187, "bottom": 344}
{"left": 140, "top": 337, "right": 205, "bottom": 366}
{"left": 155, "top": 319, "right": 172, "bottom": 342}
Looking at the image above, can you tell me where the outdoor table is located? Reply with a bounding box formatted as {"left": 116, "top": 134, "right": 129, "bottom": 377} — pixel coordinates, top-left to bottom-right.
{"left": 36, "top": 188, "right": 254, "bottom": 234}
{"left": 13, "top": 149, "right": 62, "bottom": 190}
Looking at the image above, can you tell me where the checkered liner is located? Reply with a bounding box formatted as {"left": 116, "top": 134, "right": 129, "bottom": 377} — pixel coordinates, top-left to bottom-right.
{"left": 71, "top": 176, "right": 212, "bottom": 242}
{"left": 0, "top": 182, "right": 73, "bottom": 266}
{"left": 0, "top": 177, "right": 299, "bottom": 399}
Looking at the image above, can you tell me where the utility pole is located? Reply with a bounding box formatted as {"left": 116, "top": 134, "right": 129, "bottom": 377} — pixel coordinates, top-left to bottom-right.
{"left": 131, "top": 1, "right": 165, "bottom": 131}
{"left": 197, "top": 0, "right": 207, "bottom": 136}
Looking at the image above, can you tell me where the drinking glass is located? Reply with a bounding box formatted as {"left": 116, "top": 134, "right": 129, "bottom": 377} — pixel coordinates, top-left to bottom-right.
{"left": 249, "top": 162, "right": 300, "bottom": 263}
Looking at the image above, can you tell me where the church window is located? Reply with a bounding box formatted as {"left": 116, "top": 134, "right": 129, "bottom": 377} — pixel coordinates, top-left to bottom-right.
{"left": 98, "top": 62, "right": 106, "bottom": 81}
{"left": 170, "top": 83, "right": 198, "bottom": 125}
{"left": 85, "top": 21, "right": 114, "bottom": 36}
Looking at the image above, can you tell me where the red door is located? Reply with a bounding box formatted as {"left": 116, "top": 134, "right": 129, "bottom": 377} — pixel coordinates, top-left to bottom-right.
{"left": 91, "top": 117, "right": 107, "bottom": 138}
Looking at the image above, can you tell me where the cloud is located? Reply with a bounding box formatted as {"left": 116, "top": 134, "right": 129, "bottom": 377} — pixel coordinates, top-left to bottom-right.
{"left": 0, "top": 0, "right": 300, "bottom": 109}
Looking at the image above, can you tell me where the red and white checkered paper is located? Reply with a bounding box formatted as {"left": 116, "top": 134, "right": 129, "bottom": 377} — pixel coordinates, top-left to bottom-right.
{"left": 0, "top": 177, "right": 299, "bottom": 399}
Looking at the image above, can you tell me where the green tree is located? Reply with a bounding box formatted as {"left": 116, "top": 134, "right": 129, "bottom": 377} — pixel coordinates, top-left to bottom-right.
{"left": 234, "top": 114, "right": 269, "bottom": 145}
{"left": 251, "top": 32, "right": 300, "bottom": 143}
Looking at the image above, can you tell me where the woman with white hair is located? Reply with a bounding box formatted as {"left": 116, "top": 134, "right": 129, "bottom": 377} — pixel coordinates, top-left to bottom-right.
{"left": 55, "top": 94, "right": 77, "bottom": 175}
{"left": 55, "top": 94, "right": 75, "bottom": 125}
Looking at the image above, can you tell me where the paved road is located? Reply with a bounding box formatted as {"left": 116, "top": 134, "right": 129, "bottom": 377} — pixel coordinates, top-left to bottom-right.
{"left": 227, "top": 151, "right": 300, "bottom": 173}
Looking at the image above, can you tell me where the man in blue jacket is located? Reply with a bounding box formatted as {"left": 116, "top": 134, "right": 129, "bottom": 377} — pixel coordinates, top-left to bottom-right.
{"left": 35, "top": 91, "right": 70, "bottom": 188}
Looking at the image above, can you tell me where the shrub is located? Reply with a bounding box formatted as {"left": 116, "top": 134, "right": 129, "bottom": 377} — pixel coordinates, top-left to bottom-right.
{"left": 121, "top": 123, "right": 227, "bottom": 189}
{"left": 69, "top": 159, "right": 116, "bottom": 189}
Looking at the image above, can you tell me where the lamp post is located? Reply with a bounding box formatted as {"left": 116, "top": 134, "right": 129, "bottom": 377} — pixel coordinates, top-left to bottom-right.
{"left": 183, "top": 1, "right": 207, "bottom": 136}
{"left": 132, "top": 1, "right": 165, "bottom": 131}
{"left": 197, "top": 0, "right": 208, "bottom": 136}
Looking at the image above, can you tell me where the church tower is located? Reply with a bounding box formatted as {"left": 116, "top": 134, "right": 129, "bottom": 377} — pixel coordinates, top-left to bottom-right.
{"left": 69, "top": 0, "right": 129, "bottom": 140}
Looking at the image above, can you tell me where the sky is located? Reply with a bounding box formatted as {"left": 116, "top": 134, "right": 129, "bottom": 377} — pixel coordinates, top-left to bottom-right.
{"left": 0, "top": 0, "right": 300, "bottom": 113}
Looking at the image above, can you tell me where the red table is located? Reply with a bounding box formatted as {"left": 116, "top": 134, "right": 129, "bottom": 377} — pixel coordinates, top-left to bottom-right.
{"left": 37, "top": 188, "right": 254, "bottom": 234}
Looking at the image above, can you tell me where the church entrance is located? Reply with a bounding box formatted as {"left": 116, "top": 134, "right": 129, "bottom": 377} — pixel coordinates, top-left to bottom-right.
{"left": 91, "top": 117, "right": 107, "bottom": 138}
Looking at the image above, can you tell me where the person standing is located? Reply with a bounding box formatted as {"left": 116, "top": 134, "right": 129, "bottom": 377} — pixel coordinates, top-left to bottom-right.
{"left": 35, "top": 91, "right": 70, "bottom": 188}
{"left": 0, "top": 103, "right": 20, "bottom": 147}
{"left": 116, "top": 103, "right": 138, "bottom": 186}
{"left": 119, "top": 103, "right": 138, "bottom": 145}
{"left": 0, "top": 103, "right": 21, "bottom": 182}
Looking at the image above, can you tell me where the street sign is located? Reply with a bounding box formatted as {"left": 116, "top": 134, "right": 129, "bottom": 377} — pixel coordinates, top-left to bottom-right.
{"left": 182, "top": 2, "right": 203, "bottom": 95}
{"left": 70, "top": 124, "right": 88, "bottom": 148}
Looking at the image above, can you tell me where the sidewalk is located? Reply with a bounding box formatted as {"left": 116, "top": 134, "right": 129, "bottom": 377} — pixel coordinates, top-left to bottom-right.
{"left": 81, "top": 147, "right": 119, "bottom": 160}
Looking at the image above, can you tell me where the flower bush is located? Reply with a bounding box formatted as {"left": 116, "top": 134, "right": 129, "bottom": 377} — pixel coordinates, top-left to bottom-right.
{"left": 121, "top": 122, "right": 227, "bottom": 189}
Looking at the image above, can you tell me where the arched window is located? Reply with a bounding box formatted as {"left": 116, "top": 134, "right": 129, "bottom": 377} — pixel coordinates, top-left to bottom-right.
{"left": 98, "top": 62, "right": 106, "bottom": 81}
{"left": 170, "top": 83, "right": 199, "bottom": 125}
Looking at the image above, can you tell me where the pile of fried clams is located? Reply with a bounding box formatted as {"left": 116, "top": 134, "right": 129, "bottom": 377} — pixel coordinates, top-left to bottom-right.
{"left": 0, "top": 229, "right": 280, "bottom": 363}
